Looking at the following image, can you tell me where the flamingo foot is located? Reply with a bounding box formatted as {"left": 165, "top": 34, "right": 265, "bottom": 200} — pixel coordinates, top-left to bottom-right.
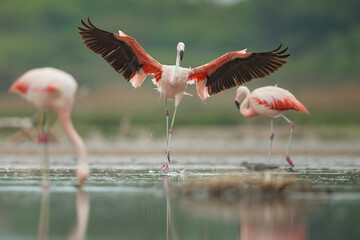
{"left": 160, "top": 162, "right": 170, "bottom": 171}
{"left": 286, "top": 155, "right": 294, "bottom": 167}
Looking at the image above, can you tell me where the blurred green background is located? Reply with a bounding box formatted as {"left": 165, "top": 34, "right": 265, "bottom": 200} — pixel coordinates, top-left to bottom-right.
{"left": 0, "top": 0, "right": 359, "bottom": 138}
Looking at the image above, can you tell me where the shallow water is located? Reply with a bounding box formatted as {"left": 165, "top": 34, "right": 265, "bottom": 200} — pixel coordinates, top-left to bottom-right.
{"left": 0, "top": 155, "right": 360, "bottom": 239}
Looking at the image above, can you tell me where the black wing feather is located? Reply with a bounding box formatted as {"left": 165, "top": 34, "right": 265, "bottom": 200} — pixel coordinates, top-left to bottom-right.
{"left": 206, "top": 44, "right": 290, "bottom": 95}
{"left": 78, "top": 18, "right": 141, "bottom": 80}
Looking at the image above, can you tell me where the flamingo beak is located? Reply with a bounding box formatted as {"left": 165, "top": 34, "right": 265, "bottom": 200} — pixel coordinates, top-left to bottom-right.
{"left": 235, "top": 100, "right": 240, "bottom": 109}
{"left": 180, "top": 50, "right": 184, "bottom": 61}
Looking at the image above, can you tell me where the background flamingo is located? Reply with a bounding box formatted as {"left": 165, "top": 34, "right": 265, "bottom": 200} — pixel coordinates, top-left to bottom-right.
{"left": 9, "top": 67, "right": 89, "bottom": 187}
{"left": 78, "top": 18, "right": 290, "bottom": 169}
{"left": 234, "top": 85, "right": 309, "bottom": 167}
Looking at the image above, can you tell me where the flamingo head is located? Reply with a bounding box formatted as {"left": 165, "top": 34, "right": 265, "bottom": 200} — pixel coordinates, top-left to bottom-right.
{"left": 234, "top": 86, "right": 250, "bottom": 109}
{"left": 177, "top": 42, "right": 185, "bottom": 61}
{"left": 235, "top": 100, "right": 240, "bottom": 109}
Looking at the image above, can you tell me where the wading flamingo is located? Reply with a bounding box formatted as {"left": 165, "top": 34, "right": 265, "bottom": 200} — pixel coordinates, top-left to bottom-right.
{"left": 234, "top": 86, "right": 309, "bottom": 167}
{"left": 9, "top": 67, "right": 89, "bottom": 187}
{"left": 78, "top": 18, "right": 290, "bottom": 170}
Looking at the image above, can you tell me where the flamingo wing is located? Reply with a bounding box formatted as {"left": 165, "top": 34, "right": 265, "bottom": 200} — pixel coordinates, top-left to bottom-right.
{"left": 188, "top": 44, "right": 290, "bottom": 100}
{"left": 252, "top": 87, "right": 309, "bottom": 114}
{"left": 9, "top": 80, "right": 29, "bottom": 94}
{"left": 78, "top": 18, "right": 162, "bottom": 87}
{"left": 9, "top": 77, "right": 59, "bottom": 94}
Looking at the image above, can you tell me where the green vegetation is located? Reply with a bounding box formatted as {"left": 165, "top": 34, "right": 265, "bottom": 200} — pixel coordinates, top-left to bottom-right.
{"left": 1, "top": 0, "right": 359, "bottom": 88}
{"left": 0, "top": 0, "right": 359, "bottom": 136}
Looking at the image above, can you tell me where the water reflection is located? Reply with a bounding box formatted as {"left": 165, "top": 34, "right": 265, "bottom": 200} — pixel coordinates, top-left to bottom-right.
{"left": 239, "top": 199, "right": 306, "bottom": 240}
{"left": 175, "top": 196, "right": 308, "bottom": 239}
{"left": 37, "top": 187, "right": 90, "bottom": 240}
{"left": 65, "top": 189, "right": 90, "bottom": 240}
{"left": 172, "top": 176, "right": 309, "bottom": 240}
{"left": 162, "top": 178, "right": 178, "bottom": 240}
{"left": 1, "top": 167, "right": 359, "bottom": 239}
{"left": 37, "top": 186, "right": 50, "bottom": 240}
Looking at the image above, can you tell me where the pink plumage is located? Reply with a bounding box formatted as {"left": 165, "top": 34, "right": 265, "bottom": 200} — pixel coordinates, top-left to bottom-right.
{"left": 250, "top": 86, "right": 309, "bottom": 117}
{"left": 78, "top": 18, "right": 290, "bottom": 168}
{"left": 10, "top": 67, "right": 89, "bottom": 187}
{"left": 235, "top": 85, "right": 309, "bottom": 167}
{"left": 10, "top": 67, "right": 77, "bottom": 110}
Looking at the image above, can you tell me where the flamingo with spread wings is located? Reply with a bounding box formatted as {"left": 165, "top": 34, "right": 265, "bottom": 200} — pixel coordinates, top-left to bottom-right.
{"left": 234, "top": 85, "right": 309, "bottom": 167}
{"left": 78, "top": 18, "right": 290, "bottom": 170}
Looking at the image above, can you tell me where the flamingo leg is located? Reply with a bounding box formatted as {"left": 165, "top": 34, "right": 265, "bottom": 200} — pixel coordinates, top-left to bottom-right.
{"left": 160, "top": 99, "right": 171, "bottom": 171}
{"left": 38, "top": 112, "right": 50, "bottom": 187}
{"left": 44, "top": 112, "right": 53, "bottom": 172}
{"left": 160, "top": 102, "right": 179, "bottom": 171}
{"left": 165, "top": 99, "right": 169, "bottom": 148}
{"left": 267, "top": 118, "right": 274, "bottom": 165}
{"left": 166, "top": 103, "right": 179, "bottom": 162}
{"left": 280, "top": 114, "right": 295, "bottom": 167}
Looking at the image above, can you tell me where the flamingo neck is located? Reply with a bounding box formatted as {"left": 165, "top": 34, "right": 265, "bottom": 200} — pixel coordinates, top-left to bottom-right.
{"left": 238, "top": 88, "right": 258, "bottom": 118}
{"left": 172, "top": 51, "right": 181, "bottom": 83}
{"left": 175, "top": 49, "right": 181, "bottom": 68}
{"left": 57, "top": 107, "right": 87, "bottom": 166}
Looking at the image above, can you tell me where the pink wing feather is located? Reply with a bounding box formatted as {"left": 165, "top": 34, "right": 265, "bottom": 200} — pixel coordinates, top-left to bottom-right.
{"left": 10, "top": 78, "right": 59, "bottom": 94}
{"left": 252, "top": 87, "right": 309, "bottom": 114}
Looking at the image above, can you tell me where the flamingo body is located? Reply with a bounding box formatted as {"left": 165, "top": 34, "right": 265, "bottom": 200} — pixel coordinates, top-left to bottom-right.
{"left": 10, "top": 68, "right": 77, "bottom": 111}
{"left": 10, "top": 67, "right": 89, "bottom": 186}
{"left": 155, "top": 65, "right": 191, "bottom": 104}
{"left": 249, "top": 86, "right": 309, "bottom": 117}
{"left": 78, "top": 17, "right": 290, "bottom": 165}
{"left": 235, "top": 86, "right": 309, "bottom": 167}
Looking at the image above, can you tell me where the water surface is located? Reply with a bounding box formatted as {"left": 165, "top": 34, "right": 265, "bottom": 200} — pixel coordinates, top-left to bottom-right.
{"left": 0, "top": 155, "right": 360, "bottom": 239}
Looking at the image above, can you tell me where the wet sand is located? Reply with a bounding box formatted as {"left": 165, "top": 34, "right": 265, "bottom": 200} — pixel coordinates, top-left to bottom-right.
{"left": 1, "top": 125, "right": 359, "bottom": 157}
